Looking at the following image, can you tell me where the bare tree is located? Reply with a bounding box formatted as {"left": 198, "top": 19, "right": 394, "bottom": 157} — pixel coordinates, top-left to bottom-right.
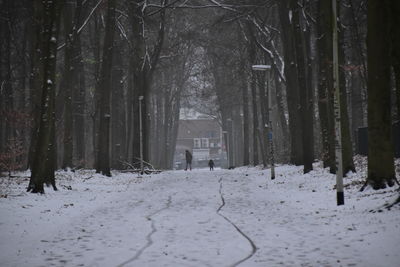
{"left": 366, "top": 0, "right": 396, "bottom": 189}
{"left": 277, "top": 0, "right": 304, "bottom": 165}
{"left": 28, "top": 0, "right": 63, "bottom": 193}
{"left": 316, "top": 0, "right": 336, "bottom": 173}
{"left": 95, "top": 0, "right": 117, "bottom": 176}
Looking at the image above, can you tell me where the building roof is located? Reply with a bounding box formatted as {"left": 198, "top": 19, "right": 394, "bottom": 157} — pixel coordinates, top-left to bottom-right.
{"left": 177, "top": 119, "right": 221, "bottom": 139}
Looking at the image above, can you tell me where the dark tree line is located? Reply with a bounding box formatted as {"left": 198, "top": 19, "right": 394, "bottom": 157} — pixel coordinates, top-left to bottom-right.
{"left": 0, "top": 0, "right": 398, "bottom": 192}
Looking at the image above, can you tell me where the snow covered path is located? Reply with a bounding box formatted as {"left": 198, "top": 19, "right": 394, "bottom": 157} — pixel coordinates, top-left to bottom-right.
{"left": 1, "top": 164, "right": 399, "bottom": 267}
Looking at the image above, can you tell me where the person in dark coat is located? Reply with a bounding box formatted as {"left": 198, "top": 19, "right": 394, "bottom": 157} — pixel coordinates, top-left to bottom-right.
{"left": 185, "top": 150, "right": 192, "bottom": 171}
{"left": 208, "top": 159, "right": 215, "bottom": 171}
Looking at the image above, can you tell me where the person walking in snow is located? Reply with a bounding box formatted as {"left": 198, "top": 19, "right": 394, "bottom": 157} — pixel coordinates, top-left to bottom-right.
{"left": 208, "top": 159, "right": 215, "bottom": 171}
{"left": 185, "top": 150, "right": 192, "bottom": 171}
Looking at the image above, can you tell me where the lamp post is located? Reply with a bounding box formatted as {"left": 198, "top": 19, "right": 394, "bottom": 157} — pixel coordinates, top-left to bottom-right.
{"left": 252, "top": 64, "right": 275, "bottom": 180}
{"left": 139, "top": 95, "right": 144, "bottom": 175}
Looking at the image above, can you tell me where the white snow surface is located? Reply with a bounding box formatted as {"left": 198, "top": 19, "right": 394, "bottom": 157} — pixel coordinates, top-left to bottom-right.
{"left": 1, "top": 160, "right": 399, "bottom": 267}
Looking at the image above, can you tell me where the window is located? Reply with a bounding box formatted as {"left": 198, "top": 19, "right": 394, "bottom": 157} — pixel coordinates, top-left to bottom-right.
{"left": 207, "top": 131, "right": 216, "bottom": 138}
{"left": 201, "top": 138, "right": 209, "bottom": 148}
{"left": 194, "top": 138, "right": 201, "bottom": 148}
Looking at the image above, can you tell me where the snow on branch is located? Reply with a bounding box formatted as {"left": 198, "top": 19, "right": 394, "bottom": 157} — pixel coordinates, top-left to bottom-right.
{"left": 250, "top": 17, "right": 286, "bottom": 83}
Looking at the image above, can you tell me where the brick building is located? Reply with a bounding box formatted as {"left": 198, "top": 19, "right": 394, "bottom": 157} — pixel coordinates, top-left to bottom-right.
{"left": 174, "top": 118, "right": 225, "bottom": 169}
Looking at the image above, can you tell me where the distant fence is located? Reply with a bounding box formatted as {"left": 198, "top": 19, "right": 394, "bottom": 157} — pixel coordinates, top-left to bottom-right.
{"left": 356, "top": 121, "right": 400, "bottom": 158}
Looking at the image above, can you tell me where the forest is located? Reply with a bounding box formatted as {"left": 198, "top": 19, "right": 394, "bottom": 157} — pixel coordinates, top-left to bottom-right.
{"left": 0, "top": 0, "right": 399, "bottom": 194}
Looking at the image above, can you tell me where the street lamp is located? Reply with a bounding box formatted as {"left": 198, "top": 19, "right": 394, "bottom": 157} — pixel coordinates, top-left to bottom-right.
{"left": 252, "top": 64, "right": 275, "bottom": 180}
{"left": 139, "top": 95, "right": 144, "bottom": 175}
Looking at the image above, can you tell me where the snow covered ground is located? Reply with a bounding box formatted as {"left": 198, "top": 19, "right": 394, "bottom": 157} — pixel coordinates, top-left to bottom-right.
{"left": 1, "top": 158, "right": 399, "bottom": 267}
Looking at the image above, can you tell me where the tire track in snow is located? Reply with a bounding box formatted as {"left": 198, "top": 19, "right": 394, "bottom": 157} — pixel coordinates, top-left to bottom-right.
{"left": 217, "top": 176, "right": 257, "bottom": 267}
{"left": 117, "top": 195, "right": 172, "bottom": 267}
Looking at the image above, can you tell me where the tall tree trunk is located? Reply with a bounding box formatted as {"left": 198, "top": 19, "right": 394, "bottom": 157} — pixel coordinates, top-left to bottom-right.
{"left": 95, "top": 0, "right": 116, "bottom": 176}
{"left": 0, "top": 3, "right": 3, "bottom": 156}
{"left": 2, "top": 0, "right": 14, "bottom": 150}
{"left": 350, "top": 70, "right": 363, "bottom": 140}
{"left": 157, "top": 89, "right": 164, "bottom": 168}
{"left": 366, "top": 0, "right": 395, "bottom": 189}
{"left": 169, "top": 96, "right": 181, "bottom": 169}
{"left": 241, "top": 60, "right": 250, "bottom": 166}
{"left": 61, "top": 1, "right": 74, "bottom": 170}
{"left": 27, "top": 0, "right": 44, "bottom": 170}
{"left": 338, "top": 2, "right": 355, "bottom": 175}
{"left": 348, "top": 0, "right": 368, "bottom": 94}
{"left": 292, "top": 0, "right": 313, "bottom": 173}
{"left": 130, "top": 1, "right": 148, "bottom": 165}
{"left": 71, "top": 0, "right": 85, "bottom": 167}
{"left": 305, "top": 6, "right": 315, "bottom": 165}
{"left": 348, "top": 0, "right": 366, "bottom": 130}
{"left": 28, "top": 0, "right": 62, "bottom": 193}
{"left": 90, "top": 8, "right": 102, "bottom": 168}
{"left": 111, "top": 38, "right": 126, "bottom": 169}
{"left": 126, "top": 54, "right": 134, "bottom": 163}
{"left": 163, "top": 90, "right": 172, "bottom": 169}
{"left": 73, "top": 34, "right": 86, "bottom": 167}
{"left": 278, "top": 0, "right": 304, "bottom": 165}
{"left": 248, "top": 39, "right": 259, "bottom": 166}
{"left": 274, "top": 73, "right": 290, "bottom": 162}
{"left": 317, "top": 0, "right": 336, "bottom": 173}
{"left": 20, "top": 19, "right": 30, "bottom": 157}
{"left": 258, "top": 71, "right": 268, "bottom": 167}
{"left": 391, "top": 1, "right": 400, "bottom": 120}
{"left": 130, "top": 0, "right": 167, "bottom": 165}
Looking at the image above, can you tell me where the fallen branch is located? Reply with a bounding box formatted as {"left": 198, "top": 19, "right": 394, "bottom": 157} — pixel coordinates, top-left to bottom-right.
{"left": 133, "top": 158, "right": 157, "bottom": 171}
{"left": 119, "top": 159, "right": 159, "bottom": 172}
{"left": 82, "top": 175, "right": 94, "bottom": 181}
{"left": 119, "top": 169, "right": 162, "bottom": 174}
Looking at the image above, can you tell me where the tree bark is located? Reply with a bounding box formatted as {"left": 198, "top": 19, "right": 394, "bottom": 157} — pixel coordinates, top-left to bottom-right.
{"left": 111, "top": 36, "right": 126, "bottom": 169}
{"left": 274, "top": 73, "right": 290, "bottom": 162}
{"left": 248, "top": 37, "right": 259, "bottom": 166}
{"left": 305, "top": 5, "right": 315, "bottom": 165}
{"left": 130, "top": 0, "right": 167, "bottom": 165}
{"left": 292, "top": 0, "right": 313, "bottom": 173}
{"left": 28, "top": 0, "right": 62, "bottom": 193}
{"left": 90, "top": 7, "right": 102, "bottom": 168}
{"left": 258, "top": 71, "right": 268, "bottom": 168}
{"left": 130, "top": 8, "right": 146, "bottom": 165}
{"left": 366, "top": 0, "right": 395, "bottom": 189}
{"left": 391, "top": 1, "right": 400, "bottom": 120}
{"left": 61, "top": 1, "right": 75, "bottom": 170}
{"left": 73, "top": 34, "right": 86, "bottom": 166}
{"left": 27, "top": 0, "right": 44, "bottom": 170}
{"left": 317, "top": 0, "right": 336, "bottom": 173}
{"left": 2, "top": 0, "right": 14, "bottom": 151}
{"left": 348, "top": 0, "right": 366, "bottom": 132}
{"left": 71, "top": 0, "right": 85, "bottom": 167}
{"left": 278, "top": 0, "right": 304, "bottom": 165}
{"left": 241, "top": 59, "right": 250, "bottom": 166}
{"left": 338, "top": 2, "right": 355, "bottom": 175}
{"left": 95, "top": 0, "right": 116, "bottom": 176}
